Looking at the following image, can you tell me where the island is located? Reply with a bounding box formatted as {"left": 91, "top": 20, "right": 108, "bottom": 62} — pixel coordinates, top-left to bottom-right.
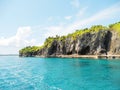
{"left": 19, "top": 22, "right": 120, "bottom": 59}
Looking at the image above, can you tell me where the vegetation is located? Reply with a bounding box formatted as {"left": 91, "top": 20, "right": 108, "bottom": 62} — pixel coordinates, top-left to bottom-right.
{"left": 19, "top": 22, "right": 120, "bottom": 55}
{"left": 43, "top": 35, "right": 60, "bottom": 48}
{"left": 19, "top": 46, "right": 42, "bottom": 55}
{"left": 66, "top": 25, "right": 107, "bottom": 40}
{"left": 109, "top": 22, "right": 120, "bottom": 35}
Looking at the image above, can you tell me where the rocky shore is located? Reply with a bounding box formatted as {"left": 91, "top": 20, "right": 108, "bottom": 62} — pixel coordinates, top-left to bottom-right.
{"left": 31, "top": 54, "right": 120, "bottom": 59}
{"left": 56, "top": 55, "right": 120, "bottom": 59}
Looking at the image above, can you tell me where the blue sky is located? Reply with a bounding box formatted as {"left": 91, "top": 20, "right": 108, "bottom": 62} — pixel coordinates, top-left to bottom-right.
{"left": 0, "top": 0, "right": 120, "bottom": 54}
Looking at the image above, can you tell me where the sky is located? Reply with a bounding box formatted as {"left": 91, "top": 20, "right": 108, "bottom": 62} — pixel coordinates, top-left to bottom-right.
{"left": 0, "top": 0, "right": 120, "bottom": 54}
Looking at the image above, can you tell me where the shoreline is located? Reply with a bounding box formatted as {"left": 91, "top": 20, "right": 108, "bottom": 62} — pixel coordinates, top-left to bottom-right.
{"left": 34, "top": 54, "right": 120, "bottom": 59}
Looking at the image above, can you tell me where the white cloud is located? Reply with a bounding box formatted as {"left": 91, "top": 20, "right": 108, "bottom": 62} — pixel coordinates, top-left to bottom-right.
{"left": 0, "top": 26, "right": 38, "bottom": 54}
{"left": 65, "top": 16, "right": 72, "bottom": 20}
{"left": 44, "top": 26, "right": 64, "bottom": 37}
{"left": 76, "top": 7, "right": 88, "bottom": 18}
{"left": 70, "top": 0, "right": 80, "bottom": 8}
{"left": 16, "top": 27, "right": 31, "bottom": 38}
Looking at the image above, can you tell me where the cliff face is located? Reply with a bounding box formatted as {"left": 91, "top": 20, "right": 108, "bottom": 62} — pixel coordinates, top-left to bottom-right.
{"left": 37, "top": 30, "right": 112, "bottom": 56}
{"left": 109, "top": 31, "right": 120, "bottom": 55}
{"left": 19, "top": 22, "right": 120, "bottom": 57}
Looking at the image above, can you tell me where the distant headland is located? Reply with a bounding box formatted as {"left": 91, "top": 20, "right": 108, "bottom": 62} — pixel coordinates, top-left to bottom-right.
{"left": 0, "top": 54, "right": 18, "bottom": 56}
{"left": 19, "top": 22, "right": 120, "bottom": 59}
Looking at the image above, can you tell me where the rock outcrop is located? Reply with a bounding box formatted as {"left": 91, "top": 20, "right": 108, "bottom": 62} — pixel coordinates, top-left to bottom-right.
{"left": 36, "top": 30, "right": 112, "bottom": 56}
{"left": 19, "top": 22, "right": 120, "bottom": 57}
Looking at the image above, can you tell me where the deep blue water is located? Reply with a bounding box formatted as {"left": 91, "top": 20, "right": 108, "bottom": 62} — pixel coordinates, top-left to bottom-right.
{"left": 0, "top": 56, "right": 120, "bottom": 90}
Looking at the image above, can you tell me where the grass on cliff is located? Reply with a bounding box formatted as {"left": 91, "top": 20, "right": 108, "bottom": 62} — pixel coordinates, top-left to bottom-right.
{"left": 67, "top": 25, "right": 107, "bottom": 40}
{"left": 19, "top": 22, "right": 120, "bottom": 54}
{"left": 109, "top": 22, "right": 120, "bottom": 35}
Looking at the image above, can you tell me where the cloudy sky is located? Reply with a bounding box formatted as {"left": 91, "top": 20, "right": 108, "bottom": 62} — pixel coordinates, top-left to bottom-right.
{"left": 0, "top": 0, "right": 120, "bottom": 54}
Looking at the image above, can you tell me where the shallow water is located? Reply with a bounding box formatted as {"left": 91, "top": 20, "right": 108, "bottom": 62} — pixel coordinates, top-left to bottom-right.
{"left": 0, "top": 56, "right": 120, "bottom": 90}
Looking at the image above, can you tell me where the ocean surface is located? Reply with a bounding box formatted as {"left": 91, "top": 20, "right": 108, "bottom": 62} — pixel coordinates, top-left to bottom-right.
{"left": 0, "top": 56, "right": 120, "bottom": 90}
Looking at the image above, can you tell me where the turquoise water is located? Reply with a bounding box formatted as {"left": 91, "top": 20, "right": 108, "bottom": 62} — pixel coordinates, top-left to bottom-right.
{"left": 0, "top": 56, "right": 120, "bottom": 90}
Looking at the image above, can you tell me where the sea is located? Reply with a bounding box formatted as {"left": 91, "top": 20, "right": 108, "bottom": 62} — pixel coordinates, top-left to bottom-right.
{"left": 0, "top": 56, "right": 120, "bottom": 90}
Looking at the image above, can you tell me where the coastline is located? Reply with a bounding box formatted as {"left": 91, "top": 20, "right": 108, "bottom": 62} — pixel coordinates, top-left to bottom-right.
{"left": 19, "top": 22, "right": 120, "bottom": 59}
{"left": 34, "top": 54, "right": 120, "bottom": 59}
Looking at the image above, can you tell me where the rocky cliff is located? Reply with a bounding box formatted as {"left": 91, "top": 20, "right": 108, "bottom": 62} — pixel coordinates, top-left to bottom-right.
{"left": 19, "top": 22, "right": 120, "bottom": 57}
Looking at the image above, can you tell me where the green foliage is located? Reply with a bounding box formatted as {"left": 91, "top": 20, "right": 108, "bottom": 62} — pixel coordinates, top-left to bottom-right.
{"left": 19, "top": 46, "right": 41, "bottom": 55}
{"left": 89, "top": 25, "right": 107, "bottom": 32}
{"left": 109, "top": 22, "right": 120, "bottom": 35}
{"left": 43, "top": 36, "right": 59, "bottom": 48}
{"left": 59, "top": 35, "right": 66, "bottom": 42}
{"left": 66, "top": 25, "right": 107, "bottom": 40}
